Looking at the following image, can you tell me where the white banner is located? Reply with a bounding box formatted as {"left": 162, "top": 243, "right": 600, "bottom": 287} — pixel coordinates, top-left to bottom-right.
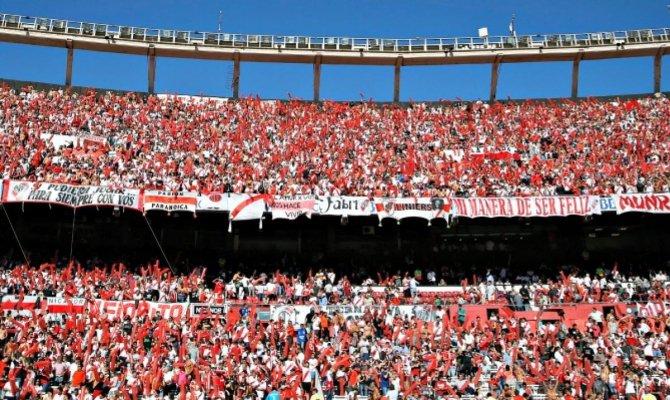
{"left": 270, "top": 305, "right": 311, "bottom": 324}
{"left": 47, "top": 297, "right": 86, "bottom": 313}
{"left": 6, "top": 180, "right": 665, "bottom": 219}
{"left": 614, "top": 193, "right": 670, "bottom": 214}
{"left": 451, "top": 195, "right": 601, "bottom": 218}
{"left": 143, "top": 190, "right": 198, "bottom": 213}
{"left": 228, "top": 194, "right": 269, "bottom": 221}
{"left": 269, "top": 304, "right": 433, "bottom": 325}
{"left": 197, "top": 192, "right": 228, "bottom": 211}
{"left": 392, "top": 305, "right": 434, "bottom": 320}
{"left": 366, "top": 285, "right": 465, "bottom": 294}
{"left": 269, "top": 305, "right": 364, "bottom": 324}
{"left": 2, "top": 180, "right": 141, "bottom": 210}
{"left": 269, "top": 196, "right": 316, "bottom": 220}
{"left": 314, "top": 196, "right": 375, "bottom": 217}
{"left": 374, "top": 197, "right": 451, "bottom": 221}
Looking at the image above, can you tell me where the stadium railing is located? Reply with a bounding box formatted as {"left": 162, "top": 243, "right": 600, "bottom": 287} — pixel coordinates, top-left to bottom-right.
{"left": 1, "top": 13, "right": 668, "bottom": 53}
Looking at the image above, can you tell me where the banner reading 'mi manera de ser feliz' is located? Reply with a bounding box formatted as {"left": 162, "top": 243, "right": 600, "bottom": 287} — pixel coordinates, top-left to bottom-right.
{"left": 451, "top": 195, "right": 601, "bottom": 218}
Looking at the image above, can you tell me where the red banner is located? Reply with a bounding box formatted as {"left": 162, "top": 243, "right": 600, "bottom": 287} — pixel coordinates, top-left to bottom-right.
{"left": 93, "top": 299, "right": 189, "bottom": 321}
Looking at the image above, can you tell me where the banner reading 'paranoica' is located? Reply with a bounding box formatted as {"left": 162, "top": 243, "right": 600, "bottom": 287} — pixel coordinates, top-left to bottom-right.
{"left": 143, "top": 190, "right": 198, "bottom": 213}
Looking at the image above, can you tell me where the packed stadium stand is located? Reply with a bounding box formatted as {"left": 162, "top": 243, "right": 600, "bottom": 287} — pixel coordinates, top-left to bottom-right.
{"left": 2, "top": 258, "right": 670, "bottom": 400}
{"left": 0, "top": 11, "right": 669, "bottom": 400}
{"left": 0, "top": 83, "right": 668, "bottom": 400}
{"left": 0, "top": 85, "right": 668, "bottom": 197}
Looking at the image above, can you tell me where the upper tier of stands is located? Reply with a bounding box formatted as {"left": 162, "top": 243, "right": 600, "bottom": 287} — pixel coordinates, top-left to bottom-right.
{"left": 0, "top": 85, "right": 668, "bottom": 197}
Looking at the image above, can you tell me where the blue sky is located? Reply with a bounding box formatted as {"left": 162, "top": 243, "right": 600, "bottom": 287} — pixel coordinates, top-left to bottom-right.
{"left": 0, "top": 0, "right": 669, "bottom": 101}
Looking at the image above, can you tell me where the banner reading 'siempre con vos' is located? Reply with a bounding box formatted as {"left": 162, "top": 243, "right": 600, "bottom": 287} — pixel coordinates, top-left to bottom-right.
{"left": 2, "top": 180, "right": 142, "bottom": 210}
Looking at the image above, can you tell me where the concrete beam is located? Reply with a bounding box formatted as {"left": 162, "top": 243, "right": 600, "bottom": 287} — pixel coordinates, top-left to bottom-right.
{"left": 65, "top": 39, "right": 74, "bottom": 88}
{"left": 571, "top": 51, "right": 584, "bottom": 99}
{"left": 313, "top": 54, "right": 322, "bottom": 101}
{"left": 654, "top": 47, "right": 663, "bottom": 93}
{"left": 1, "top": 27, "right": 669, "bottom": 66}
{"left": 232, "top": 52, "right": 240, "bottom": 99}
{"left": 489, "top": 55, "right": 501, "bottom": 103}
{"left": 147, "top": 45, "right": 156, "bottom": 94}
{"left": 394, "top": 56, "right": 403, "bottom": 102}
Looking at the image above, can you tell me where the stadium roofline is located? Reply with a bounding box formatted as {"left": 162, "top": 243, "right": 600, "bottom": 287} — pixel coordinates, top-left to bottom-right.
{"left": 0, "top": 13, "right": 668, "bottom": 101}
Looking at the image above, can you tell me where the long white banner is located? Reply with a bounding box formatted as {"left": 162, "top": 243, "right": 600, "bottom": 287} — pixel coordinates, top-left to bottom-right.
{"left": 2, "top": 181, "right": 142, "bottom": 210}
{"left": 4, "top": 180, "right": 667, "bottom": 219}
{"left": 270, "top": 304, "right": 434, "bottom": 324}
{"left": 451, "top": 195, "right": 601, "bottom": 218}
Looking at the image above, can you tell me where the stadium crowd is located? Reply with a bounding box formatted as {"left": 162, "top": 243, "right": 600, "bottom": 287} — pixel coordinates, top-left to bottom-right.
{"left": 2, "top": 260, "right": 668, "bottom": 309}
{"left": 1, "top": 260, "right": 670, "bottom": 399}
{"left": 0, "top": 86, "right": 668, "bottom": 197}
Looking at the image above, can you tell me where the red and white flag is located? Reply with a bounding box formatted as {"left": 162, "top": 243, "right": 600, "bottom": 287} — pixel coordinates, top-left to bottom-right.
{"left": 638, "top": 302, "right": 665, "bottom": 317}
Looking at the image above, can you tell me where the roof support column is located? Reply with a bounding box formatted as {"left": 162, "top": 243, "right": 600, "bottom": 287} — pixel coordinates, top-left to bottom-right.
{"left": 489, "top": 54, "right": 501, "bottom": 103}
{"left": 65, "top": 39, "right": 74, "bottom": 88}
{"left": 654, "top": 47, "right": 663, "bottom": 93}
{"left": 313, "top": 54, "right": 322, "bottom": 102}
{"left": 147, "top": 45, "right": 156, "bottom": 94}
{"left": 571, "top": 51, "right": 583, "bottom": 99}
{"left": 394, "top": 56, "right": 403, "bottom": 102}
{"left": 232, "top": 52, "right": 240, "bottom": 99}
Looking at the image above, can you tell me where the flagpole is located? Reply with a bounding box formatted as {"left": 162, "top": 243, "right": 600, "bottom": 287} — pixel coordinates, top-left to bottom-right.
{"left": 69, "top": 208, "right": 76, "bottom": 263}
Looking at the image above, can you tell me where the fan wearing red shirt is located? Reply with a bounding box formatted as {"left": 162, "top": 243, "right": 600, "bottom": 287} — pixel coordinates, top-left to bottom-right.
{"left": 280, "top": 384, "right": 296, "bottom": 400}
{"left": 433, "top": 374, "right": 450, "bottom": 396}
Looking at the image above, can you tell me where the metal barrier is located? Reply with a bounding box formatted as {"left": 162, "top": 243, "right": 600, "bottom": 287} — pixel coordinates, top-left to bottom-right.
{"left": 1, "top": 13, "right": 668, "bottom": 53}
